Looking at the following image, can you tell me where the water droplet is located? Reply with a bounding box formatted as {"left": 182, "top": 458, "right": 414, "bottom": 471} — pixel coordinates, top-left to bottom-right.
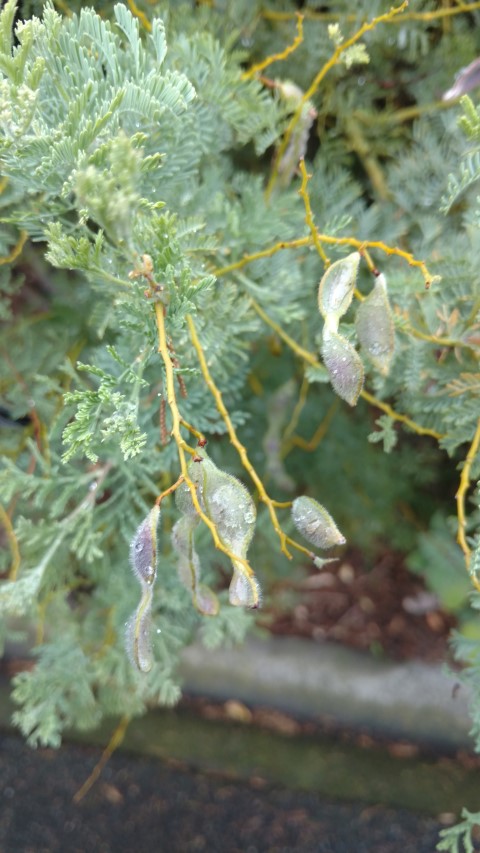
{"left": 135, "top": 542, "right": 144, "bottom": 553}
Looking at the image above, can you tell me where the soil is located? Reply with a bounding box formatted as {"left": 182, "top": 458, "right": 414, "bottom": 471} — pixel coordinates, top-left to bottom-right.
{"left": 0, "top": 731, "right": 451, "bottom": 853}
{"left": 263, "top": 548, "right": 455, "bottom": 663}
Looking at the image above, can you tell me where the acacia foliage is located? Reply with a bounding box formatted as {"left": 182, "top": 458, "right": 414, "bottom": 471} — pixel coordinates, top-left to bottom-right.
{"left": 1, "top": 3, "right": 480, "bottom": 804}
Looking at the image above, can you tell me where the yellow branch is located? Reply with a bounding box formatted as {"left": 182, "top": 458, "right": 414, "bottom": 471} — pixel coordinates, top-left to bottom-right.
{"left": 266, "top": 2, "right": 408, "bottom": 197}
{"left": 152, "top": 299, "right": 255, "bottom": 578}
{"left": 250, "top": 297, "right": 318, "bottom": 366}
{"left": 73, "top": 715, "right": 130, "bottom": 803}
{"left": 359, "top": 389, "right": 444, "bottom": 440}
{"left": 456, "top": 417, "right": 480, "bottom": 590}
{"left": 242, "top": 13, "right": 304, "bottom": 80}
{"left": 0, "top": 503, "right": 20, "bottom": 581}
{"left": 289, "top": 400, "right": 340, "bottom": 453}
{"left": 186, "top": 313, "right": 292, "bottom": 559}
{"left": 298, "top": 160, "right": 330, "bottom": 266}
{"left": 214, "top": 231, "right": 435, "bottom": 289}
{"left": 126, "top": 0, "right": 152, "bottom": 32}
{"left": 262, "top": 2, "right": 480, "bottom": 23}
{"left": 0, "top": 230, "right": 28, "bottom": 266}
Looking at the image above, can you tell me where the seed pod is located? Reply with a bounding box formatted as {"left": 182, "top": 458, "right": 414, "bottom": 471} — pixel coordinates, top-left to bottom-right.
{"left": 125, "top": 584, "right": 154, "bottom": 673}
{"left": 127, "top": 504, "right": 160, "bottom": 673}
{"left": 194, "top": 583, "right": 220, "bottom": 617}
{"left": 355, "top": 274, "right": 395, "bottom": 375}
{"left": 292, "top": 496, "right": 345, "bottom": 550}
{"left": 318, "top": 253, "right": 360, "bottom": 322}
{"left": 129, "top": 504, "right": 160, "bottom": 585}
{"left": 321, "top": 326, "right": 364, "bottom": 406}
{"left": 186, "top": 452, "right": 260, "bottom": 609}
{"left": 229, "top": 563, "right": 261, "bottom": 609}
{"left": 171, "top": 515, "right": 219, "bottom": 616}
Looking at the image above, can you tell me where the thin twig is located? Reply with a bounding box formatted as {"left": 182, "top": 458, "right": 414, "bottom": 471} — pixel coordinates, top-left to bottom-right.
{"left": 456, "top": 417, "right": 480, "bottom": 590}
{"left": 242, "top": 13, "right": 304, "bottom": 80}
{"left": 186, "top": 313, "right": 292, "bottom": 558}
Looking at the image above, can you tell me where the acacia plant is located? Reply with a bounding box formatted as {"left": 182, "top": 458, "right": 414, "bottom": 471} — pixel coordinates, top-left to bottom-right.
{"left": 3, "top": 1, "right": 480, "bottom": 837}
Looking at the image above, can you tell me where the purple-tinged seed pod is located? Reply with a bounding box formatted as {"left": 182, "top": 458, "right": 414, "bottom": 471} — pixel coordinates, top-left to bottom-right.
{"left": 129, "top": 504, "right": 160, "bottom": 585}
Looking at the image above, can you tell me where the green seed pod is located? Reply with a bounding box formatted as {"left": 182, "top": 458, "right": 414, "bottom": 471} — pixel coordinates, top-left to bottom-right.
{"left": 125, "top": 583, "right": 154, "bottom": 673}
{"left": 355, "top": 274, "right": 395, "bottom": 375}
{"left": 187, "top": 452, "right": 260, "bottom": 609}
{"left": 292, "top": 496, "right": 345, "bottom": 550}
{"left": 129, "top": 504, "right": 160, "bottom": 585}
{"left": 229, "top": 563, "right": 261, "bottom": 609}
{"left": 321, "top": 326, "right": 364, "bottom": 406}
{"left": 318, "top": 253, "right": 360, "bottom": 322}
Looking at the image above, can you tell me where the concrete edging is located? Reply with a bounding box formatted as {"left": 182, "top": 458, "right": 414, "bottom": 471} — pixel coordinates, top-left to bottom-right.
{"left": 179, "top": 635, "right": 473, "bottom": 748}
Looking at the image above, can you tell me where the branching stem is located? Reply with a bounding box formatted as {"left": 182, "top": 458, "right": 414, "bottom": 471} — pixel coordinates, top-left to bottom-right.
{"left": 242, "top": 13, "right": 304, "bottom": 80}
{"left": 266, "top": 2, "right": 408, "bottom": 197}
{"left": 456, "top": 417, "right": 480, "bottom": 590}
{"left": 186, "top": 313, "right": 292, "bottom": 559}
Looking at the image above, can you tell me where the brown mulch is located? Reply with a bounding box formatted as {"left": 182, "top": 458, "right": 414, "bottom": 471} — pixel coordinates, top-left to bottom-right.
{"left": 262, "top": 549, "right": 456, "bottom": 664}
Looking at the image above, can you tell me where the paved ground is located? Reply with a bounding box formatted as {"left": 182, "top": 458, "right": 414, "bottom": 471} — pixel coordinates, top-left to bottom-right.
{"left": 0, "top": 731, "right": 448, "bottom": 853}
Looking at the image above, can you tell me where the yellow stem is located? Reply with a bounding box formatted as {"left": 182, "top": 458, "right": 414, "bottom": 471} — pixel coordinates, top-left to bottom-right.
{"left": 126, "top": 0, "right": 152, "bottom": 31}
{"left": 73, "top": 715, "right": 131, "bottom": 803}
{"left": 282, "top": 373, "right": 310, "bottom": 445}
{"left": 156, "top": 475, "right": 184, "bottom": 506}
{"left": 186, "top": 313, "right": 292, "bottom": 559}
{"left": 0, "top": 230, "right": 28, "bottom": 266}
{"left": 289, "top": 400, "right": 340, "bottom": 453}
{"left": 298, "top": 160, "right": 330, "bottom": 266}
{"left": 180, "top": 418, "right": 206, "bottom": 443}
{"left": 214, "top": 232, "right": 435, "bottom": 290}
{"left": 0, "top": 504, "right": 20, "bottom": 581}
{"left": 153, "top": 301, "right": 255, "bottom": 576}
{"left": 266, "top": 2, "right": 408, "bottom": 197}
{"left": 456, "top": 417, "right": 480, "bottom": 590}
{"left": 242, "top": 13, "right": 304, "bottom": 80}
{"left": 262, "top": 2, "right": 480, "bottom": 23}
{"left": 359, "top": 390, "right": 444, "bottom": 440}
{"left": 250, "top": 298, "right": 319, "bottom": 366}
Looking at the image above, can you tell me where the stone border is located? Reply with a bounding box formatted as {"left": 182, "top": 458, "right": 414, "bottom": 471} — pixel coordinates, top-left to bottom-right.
{"left": 179, "top": 636, "right": 473, "bottom": 748}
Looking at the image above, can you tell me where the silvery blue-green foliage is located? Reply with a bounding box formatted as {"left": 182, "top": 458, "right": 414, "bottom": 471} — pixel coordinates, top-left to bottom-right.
{"left": 2, "top": 0, "right": 480, "bottom": 774}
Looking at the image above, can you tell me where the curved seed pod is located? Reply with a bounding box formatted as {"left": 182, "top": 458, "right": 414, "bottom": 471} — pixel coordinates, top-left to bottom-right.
{"left": 263, "top": 380, "right": 296, "bottom": 492}
{"left": 229, "top": 563, "right": 261, "bottom": 609}
{"left": 194, "top": 583, "right": 220, "bottom": 616}
{"left": 171, "top": 515, "right": 219, "bottom": 616}
{"left": 292, "top": 496, "right": 346, "bottom": 550}
{"left": 126, "top": 504, "right": 160, "bottom": 672}
{"left": 188, "top": 452, "right": 260, "bottom": 609}
{"left": 318, "top": 253, "right": 360, "bottom": 322}
{"left": 125, "top": 583, "right": 154, "bottom": 673}
{"left": 321, "top": 326, "right": 364, "bottom": 406}
{"left": 355, "top": 274, "right": 395, "bottom": 375}
{"left": 129, "top": 504, "right": 160, "bottom": 585}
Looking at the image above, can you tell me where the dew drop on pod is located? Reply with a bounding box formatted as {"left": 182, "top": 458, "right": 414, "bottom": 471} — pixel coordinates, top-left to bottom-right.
{"left": 291, "top": 495, "right": 346, "bottom": 550}
{"left": 355, "top": 273, "right": 395, "bottom": 375}
{"left": 189, "top": 452, "right": 261, "bottom": 608}
{"left": 321, "top": 326, "right": 364, "bottom": 406}
{"left": 318, "top": 252, "right": 360, "bottom": 323}
{"left": 129, "top": 504, "right": 160, "bottom": 586}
